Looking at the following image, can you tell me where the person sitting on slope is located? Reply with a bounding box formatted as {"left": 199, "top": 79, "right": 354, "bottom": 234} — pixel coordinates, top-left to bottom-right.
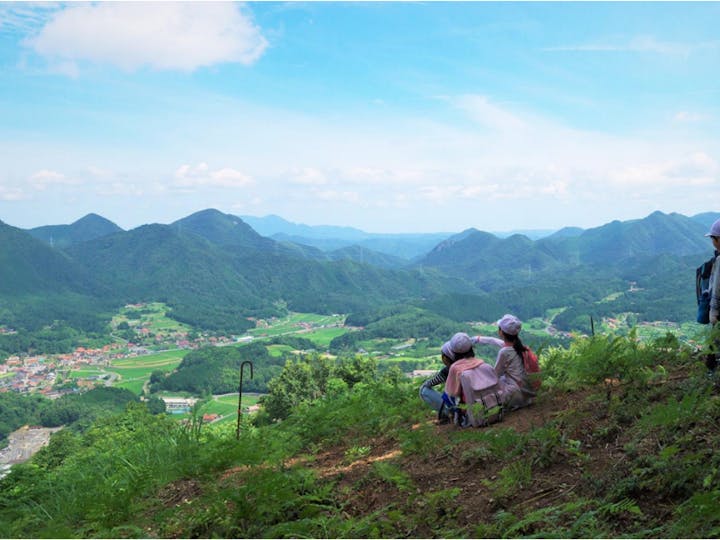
{"left": 419, "top": 332, "right": 484, "bottom": 423}
{"left": 473, "top": 314, "right": 535, "bottom": 410}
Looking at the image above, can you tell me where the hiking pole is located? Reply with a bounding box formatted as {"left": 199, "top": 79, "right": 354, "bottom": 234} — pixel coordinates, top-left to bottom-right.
{"left": 236, "top": 360, "right": 254, "bottom": 440}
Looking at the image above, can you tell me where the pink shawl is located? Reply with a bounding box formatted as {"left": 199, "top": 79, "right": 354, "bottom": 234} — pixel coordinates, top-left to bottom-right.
{"left": 444, "top": 358, "right": 484, "bottom": 397}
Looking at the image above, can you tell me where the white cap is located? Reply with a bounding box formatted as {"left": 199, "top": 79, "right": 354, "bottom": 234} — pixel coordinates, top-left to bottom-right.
{"left": 441, "top": 332, "right": 473, "bottom": 361}
{"left": 705, "top": 218, "right": 720, "bottom": 238}
{"left": 497, "top": 314, "right": 522, "bottom": 336}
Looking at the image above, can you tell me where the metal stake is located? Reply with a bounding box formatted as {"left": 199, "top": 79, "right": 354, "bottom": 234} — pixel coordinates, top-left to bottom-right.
{"left": 236, "top": 360, "right": 254, "bottom": 440}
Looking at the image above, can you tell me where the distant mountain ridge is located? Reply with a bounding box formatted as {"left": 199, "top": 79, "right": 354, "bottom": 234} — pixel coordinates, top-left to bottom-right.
{"left": 27, "top": 213, "right": 123, "bottom": 249}
{"left": 54, "top": 218, "right": 463, "bottom": 332}
{"left": 2, "top": 208, "right": 717, "bottom": 335}
{"left": 418, "top": 210, "right": 713, "bottom": 285}
{"left": 171, "top": 209, "right": 276, "bottom": 251}
{"left": 241, "top": 214, "right": 451, "bottom": 260}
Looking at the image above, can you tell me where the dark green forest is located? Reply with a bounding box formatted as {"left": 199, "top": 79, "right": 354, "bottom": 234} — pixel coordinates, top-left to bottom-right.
{"left": 0, "top": 210, "right": 713, "bottom": 361}
{"left": 0, "top": 387, "right": 141, "bottom": 447}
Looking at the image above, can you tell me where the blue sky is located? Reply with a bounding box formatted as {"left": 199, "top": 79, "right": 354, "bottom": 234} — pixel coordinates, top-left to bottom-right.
{"left": 0, "top": 2, "right": 718, "bottom": 233}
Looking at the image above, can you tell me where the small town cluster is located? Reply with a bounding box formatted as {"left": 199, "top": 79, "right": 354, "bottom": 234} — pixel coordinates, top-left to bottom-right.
{"left": 0, "top": 332, "right": 238, "bottom": 397}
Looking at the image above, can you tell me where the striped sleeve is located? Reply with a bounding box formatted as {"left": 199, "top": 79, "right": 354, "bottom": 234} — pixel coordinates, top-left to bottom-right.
{"left": 423, "top": 366, "right": 449, "bottom": 388}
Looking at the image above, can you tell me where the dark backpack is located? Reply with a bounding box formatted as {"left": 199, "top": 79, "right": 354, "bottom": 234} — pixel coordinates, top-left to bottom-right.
{"left": 696, "top": 255, "right": 716, "bottom": 324}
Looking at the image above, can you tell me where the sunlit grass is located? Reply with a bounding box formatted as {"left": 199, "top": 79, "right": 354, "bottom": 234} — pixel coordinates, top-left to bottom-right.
{"left": 248, "top": 312, "right": 345, "bottom": 338}
{"left": 111, "top": 349, "right": 186, "bottom": 368}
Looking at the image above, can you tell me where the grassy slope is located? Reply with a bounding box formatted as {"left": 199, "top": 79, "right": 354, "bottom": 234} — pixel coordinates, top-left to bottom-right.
{"left": 3, "top": 333, "right": 720, "bottom": 538}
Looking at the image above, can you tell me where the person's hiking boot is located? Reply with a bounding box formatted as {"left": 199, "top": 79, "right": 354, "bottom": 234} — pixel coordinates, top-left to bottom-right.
{"left": 705, "top": 353, "right": 718, "bottom": 373}
{"left": 453, "top": 409, "right": 470, "bottom": 428}
{"left": 437, "top": 404, "right": 452, "bottom": 425}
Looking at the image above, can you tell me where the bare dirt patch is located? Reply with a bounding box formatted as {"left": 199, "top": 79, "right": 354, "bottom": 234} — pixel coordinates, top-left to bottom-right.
{"left": 157, "top": 478, "right": 203, "bottom": 508}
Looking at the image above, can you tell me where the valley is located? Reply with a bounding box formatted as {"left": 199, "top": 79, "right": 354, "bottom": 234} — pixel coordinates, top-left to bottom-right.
{"left": 1, "top": 301, "right": 705, "bottom": 406}
{"left": 1, "top": 208, "right": 719, "bottom": 538}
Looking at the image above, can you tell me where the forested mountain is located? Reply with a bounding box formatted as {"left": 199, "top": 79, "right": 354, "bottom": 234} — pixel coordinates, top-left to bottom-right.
{"left": 691, "top": 211, "right": 720, "bottom": 229}
{"left": 0, "top": 220, "right": 112, "bottom": 335}
{"left": 170, "top": 208, "right": 397, "bottom": 264}
{"left": 0, "top": 220, "right": 95, "bottom": 295}
{"left": 241, "top": 213, "right": 369, "bottom": 240}
{"left": 1, "top": 208, "right": 716, "bottom": 343}
{"left": 420, "top": 229, "right": 561, "bottom": 283}
{"left": 418, "top": 211, "right": 710, "bottom": 285}
{"left": 326, "top": 245, "right": 409, "bottom": 269}
{"left": 170, "top": 209, "right": 277, "bottom": 251}
{"left": 64, "top": 224, "right": 270, "bottom": 332}
{"left": 27, "top": 213, "right": 123, "bottom": 249}
{"left": 60, "top": 221, "right": 464, "bottom": 332}
{"left": 547, "top": 226, "right": 584, "bottom": 239}
{"left": 543, "top": 210, "right": 709, "bottom": 265}
{"left": 410, "top": 211, "right": 714, "bottom": 331}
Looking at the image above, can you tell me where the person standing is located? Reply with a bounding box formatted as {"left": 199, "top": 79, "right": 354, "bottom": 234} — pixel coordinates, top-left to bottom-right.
{"left": 705, "top": 219, "right": 720, "bottom": 372}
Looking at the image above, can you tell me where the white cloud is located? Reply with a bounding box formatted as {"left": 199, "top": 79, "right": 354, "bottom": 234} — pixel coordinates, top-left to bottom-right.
{"left": 174, "top": 163, "right": 254, "bottom": 189}
{"left": 95, "top": 182, "right": 145, "bottom": 197}
{"left": 449, "top": 95, "right": 527, "bottom": 133}
{"left": 29, "top": 169, "right": 82, "bottom": 190}
{"left": 342, "top": 167, "right": 425, "bottom": 186}
{"left": 288, "top": 167, "right": 328, "bottom": 186}
{"left": 86, "top": 166, "right": 113, "bottom": 179}
{"left": 674, "top": 111, "right": 708, "bottom": 123}
{"left": 314, "top": 189, "right": 360, "bottom": 203}
{"left": 25, "top": 3, "right": 268, "bottom": 73}
{"left": 0, "top": 186, "right": 26, "bottom": 201}
{"left": 610, "top": 152, "right": 718, "bottom": 188}
{"left": 0, "top": 3, "right": 58, "bottom": 34}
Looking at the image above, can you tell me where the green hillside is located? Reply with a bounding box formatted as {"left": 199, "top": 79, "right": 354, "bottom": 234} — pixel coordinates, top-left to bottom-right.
{"left": 0, "top": 221, "right": 111, "bottom": 336}
{"left": 2, "top": 331, "right": 720, "bottom": 538}
{"left": 0, "top": 209, "right": 715, "bottom": 359}
{"left": 0, "top": 220, "right": 96, "bottom": 296}
{"left": 27, "top": 213, "right": 123, "bottom": 249}
{"left": 419, "top": 211, "right": 709, "bottom": 284}
{"left": 170, "top": 208, "right": 277, "bottom": 251}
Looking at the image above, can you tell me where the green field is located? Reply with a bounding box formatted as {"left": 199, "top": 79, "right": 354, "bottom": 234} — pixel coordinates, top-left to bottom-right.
{"left": 175, "top": 393, "right": 263, "bottom": 425}
{"left": 111, "top": 349, "right": 187, "bottom": 368}
{"left": 112, "top": 302, "right": 191, "bottom": 333}
{"left": 302, "top": 327, "right": 348, "bottom": 347}
{"left": 248, "top": 312, "right": 345, "bottom": 339}
{"left": 68, "top": 368, "right": 106, "bottom": 379}
{"left": 109, "top": 349, "right": 186, "bottom": 395}
{"left": 267, "top": 344, "right": 294, "bottom": 357}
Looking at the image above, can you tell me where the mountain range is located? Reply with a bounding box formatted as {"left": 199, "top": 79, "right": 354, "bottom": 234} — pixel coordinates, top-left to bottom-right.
{"left": 2, "top": 209, "right": 718, "bottom": 336}
{"left": 419, "top": 211, "right": 715, "bottom": 286}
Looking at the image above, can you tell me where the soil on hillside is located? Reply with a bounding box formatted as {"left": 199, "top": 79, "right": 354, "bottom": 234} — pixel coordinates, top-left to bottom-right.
{"left": 155, "top": 376, "right": 697, "bottom": 538}
{"left": 290, "top": 384, "right": 668, "bottom": 537}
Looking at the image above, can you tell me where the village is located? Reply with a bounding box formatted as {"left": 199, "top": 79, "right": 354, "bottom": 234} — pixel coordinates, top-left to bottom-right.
{"left": 0, "top": 330, "right": 239, "bottom": 397}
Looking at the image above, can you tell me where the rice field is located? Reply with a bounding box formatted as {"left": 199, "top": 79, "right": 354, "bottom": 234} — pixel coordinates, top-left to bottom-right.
{"left": 112, "top": 302, "right": 191, "bottom": 333}
{"left": 108, "top": 349, "right": 186, "bottom": 395}
{"left": 302, "top": 327, "right": 348, "bottom": 347}
{"left": 248, "top": 312, "right": 345, "bottom": 338}
{"left": 174, "top": 393, "right": 264, "bottom": 425}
